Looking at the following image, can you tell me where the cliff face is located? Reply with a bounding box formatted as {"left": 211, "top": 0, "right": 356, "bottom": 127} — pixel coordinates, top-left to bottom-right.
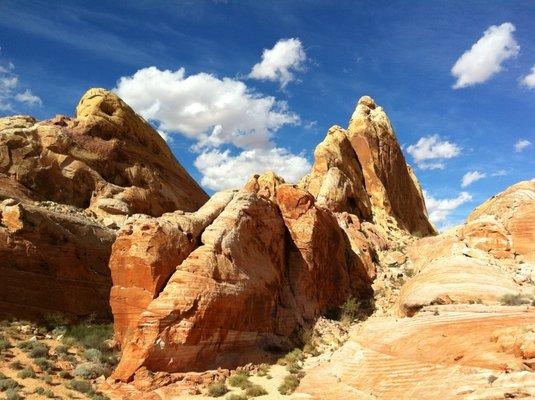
{"left": 108, "top": 96, "right": 435, "bottom": 381}
{"left": 0, "top": 89, "right": 207, "bottom": 319}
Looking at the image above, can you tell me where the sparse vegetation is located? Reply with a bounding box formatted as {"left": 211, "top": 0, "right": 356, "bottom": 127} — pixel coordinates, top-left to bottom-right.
{"left": 84, "top": 348, "right": 103, "bottom": 363}
{"left": 34, "top": 357, "right": 53, "bottom": 372}
{"left": 207, "top": 381, "right": 229, "bottom": 397}
{"left": 17, "top": 367, "right": 36, "bottom": 379}
{"left": 63, "top": 321, "right": 113, "bottom": 352}
{"left": 4, "top": 388, "right": 23, "bottom": 400}
{"left": 226, "top": 394, "right": 248, "bottom": 400}
{"left": 278, "top": 374, "right": 300, "bottom": 395}
{"left": 67, "top": 379, "right": 93, "bottom": 394}
{"left": 340, "top": 296, "right": 360, "bottom": 323}
{"left": 34, "top": 387, "right": 46, "bottom": 395}
{"left": 29, "top": 342, "right": 49, "bottom": 358}
{"left": 227, "top": 372, "right": 250, "bottom": 389}
{"left": 245, "top": 383, "right": 267, "bottom": 397}
{"left": 256, "top": 364, "right": 269, "bottom": 377}
{"left": 0, "top": 377, "right": 19, "bottom": 391}
{"left": 74, "top": 362, "right": 109, "bottom": 379}
{"left": 277, "top": 348, "right": 305, "bottom": 366}
{"left": 59, "top": 371, "right": 72, "bottom": 379}
{"left": 404, "top": 267, "right": 416, "bottom": 278}
{"left": 0, "top": 335, "right": 12, "bottom": 350}
{"left": 468, "top": 298, "right": 483, "bottom": 304}
{"left": 499, "top": 293, "right": 531, "bottom": 306}
{"left": 9, "top": 361, "right": 23, "bottom": 371}
{"left": 488, "top": 374, "right": 498, "bottom": 384}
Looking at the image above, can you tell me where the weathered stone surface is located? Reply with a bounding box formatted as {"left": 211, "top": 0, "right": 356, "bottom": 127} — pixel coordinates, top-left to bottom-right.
{"left": 297, "top": 307, "right": 535, "bottom": 399}
{"left": 111, "top": 175, "right": 375, "bottom": 381}
{"left": 0, "top": 198, "right": 115, "bottom": 319}
{"left": 346, "top": 96, "right": 436, "bottom": 236}
{"left": 0, "top": 88, "right": 206, "bottom": 319}
{"left": 397, "top": 255, "right": 524, "bottom": 316}
{"left": 0, "top": 88, "right": 207, "bottom": 225}
{"left": 110, "top": 190, "right": 236, "bottom": 346}
{"left": 300, "top": 125, "right": 372, "bottom": 220}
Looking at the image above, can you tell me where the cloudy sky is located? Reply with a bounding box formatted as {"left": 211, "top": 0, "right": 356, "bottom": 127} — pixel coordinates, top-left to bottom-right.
{"left": 1, "top": 0, "right": 534, "bottom": 230}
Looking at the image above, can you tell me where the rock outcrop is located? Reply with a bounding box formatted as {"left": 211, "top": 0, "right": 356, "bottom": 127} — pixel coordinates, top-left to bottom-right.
{"left": 107, "top": 95, "right": 437, "bottom": 382}
{"left": 111, "top": 174, "right": 376, "bottom": 380}
{"left": 397, "top": 179, "right": 535, "bottom": 315}
{"left": 0, "top": 89, "right": 207, "bottom": 319}
{"left": 346, "top": 96, "right": 435, "bottom": 235}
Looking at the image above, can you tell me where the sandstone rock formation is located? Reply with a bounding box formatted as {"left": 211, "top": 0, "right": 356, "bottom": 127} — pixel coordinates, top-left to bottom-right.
{"left": 106, "top": 95, "right": 438, "bottom": 384}
{"left": 346, "top": 96, "right": 435, "bottom": 235}
{"left": 397, "top": 179, "right": 535, "bottom": 315}
{"left": 111, "top": 174, "right": 377, "bottom": 381}
{"left": 0, "top": 89, "right": 207, "bottom": 319}
{"left": 297, "top": 306, "right": 535, "bottom": 399}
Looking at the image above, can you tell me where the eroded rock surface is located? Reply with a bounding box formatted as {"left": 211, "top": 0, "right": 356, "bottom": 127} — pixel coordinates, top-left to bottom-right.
{"left": 111, "top": 175, "right": 377, "bottom": 381}
{"left": 0, "top": 89, "right": 206, "bottom": 319}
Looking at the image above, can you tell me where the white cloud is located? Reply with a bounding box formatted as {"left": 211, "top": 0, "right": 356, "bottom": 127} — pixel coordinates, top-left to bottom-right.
{"left": 0, "top": 48, "right": 41, "bottom": 111}
{"left": 520, "top": 66, "right": 535, "bottom": 88}
{"left": 194, "top": 147, "right": 310, "bottom": 191}
{"left": 515, "top": 139, "right": 532, "bottom": 152}
{"left": 451, "top": 22, "right": 519, "bottom": 89}
{"left": 15, "top": 89, "right": 42, "bottom": 106}
{"left": 114, "top": 66, "right": 299, "bottom": 150}
{"left": 114, "top": 66, "right": 310, "bottom": 191}
{"left": 406, "top": 134, "right": 461, "bottom": 169}
{"left": 461, "top": 170, "right": 486, "bottom": 187}
{"left": 249, "top": 38, "right": 306, "bottom": 88}
{"left": 424, "top": 190, "right": 473, "bottom": 229}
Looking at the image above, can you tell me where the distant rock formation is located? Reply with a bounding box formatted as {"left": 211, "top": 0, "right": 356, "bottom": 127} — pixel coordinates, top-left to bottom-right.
{"left": 0, "top": 89, "right": 207, "bottom": 319}
{"left": 397, "top": 179, "right": 535, "bottom": 315}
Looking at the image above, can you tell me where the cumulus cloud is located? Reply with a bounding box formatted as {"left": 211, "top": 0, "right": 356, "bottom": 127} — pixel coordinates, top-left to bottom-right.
{"left": 194, "top": 147, "right": 310, "bottom": 191}
{"left": 514, "top": 139, "right": 532, "bottom": 152}
{"left": 249, "top": 38, "right": 306, "bottom": 88}
{"left": 461, "top": 170, "right": 486, "bottom": 187}
{"left": 451, "top": 22, "right": 519, "bottom": 89}
{"left": 406, "top": 134, "right": 461, "bottom": 170}
{"left": 15, "top": 89, "right": 42, "bottom": 106}
{"left": 520, "top": 66, "right": 535, "bottom": 88}
{"left": 114, "top": 66, "right": 310, "bottom": 190}
{"left": 424, "top": 190, "right": 473, "bottom": 229}
{"left": 115, "top": 66, "right": 299, "bottom": 150}
{"left": 0, "top": 48, "right": 41, "bottom": 111}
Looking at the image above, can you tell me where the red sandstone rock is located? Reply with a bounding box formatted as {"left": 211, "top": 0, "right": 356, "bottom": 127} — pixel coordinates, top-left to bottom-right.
{"left": 0, "top": 89, "right": 206, "bottom": 319}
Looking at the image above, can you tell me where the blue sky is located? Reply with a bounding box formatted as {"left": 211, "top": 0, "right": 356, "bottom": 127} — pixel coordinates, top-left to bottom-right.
{"left": 0, "top": 0, "right": 534, "bottom": 230}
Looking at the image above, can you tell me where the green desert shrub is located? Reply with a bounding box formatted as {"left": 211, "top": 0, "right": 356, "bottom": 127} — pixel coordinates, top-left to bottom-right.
{"left": 226, "top": 394, "right": 248, "bottom": 400}
{"left": 245, "top": 383, "right": 267, "bottom": 397}
{"left": 17, "top": 368, "right": 36, "bottom": 379}
{"left": 4, "top": 388, "right": 23, "bottom": 400}
{"left": 278, "top": 348, "right": 305, "bottom": 366}
{"left": 67, "top": 379, "right": 93, "bottom": 394}
{"left": 207, "top": 381, "right": 229, "bottom": 397}
{"left": 0, "top": 377, "right": 20, "bottom": 391}
{"left": 74, "top": 362, "right": 109, "bottom": 379}
{"left": 340, "top": 296, "right": 360, "bottom": 323}
{"left": 9, "top": 361, "right": 23, "bottom": 371}
{"left": 55, "top": 344, "right": 69, "bottom": 356}
{"left": 58, "top": 370, "right": 72, "bottom": 379}
{"left": 34, "top": 357, "right": 53, "bottom": 372}
{"left": 256, "top": 364, "right": 269, "bottom": 377}
{"left": 499, "top": 293, "right": 531, "bottom": 306}
{"left": 42, "top": 312, "right": 69, "bottom": 331}
{"left": 44, "top": 388, "right": 55, "bottom": 398}
{"left": 84, "top": 348, "right": 103, "bottom": 363}
{"left": 64, "top": 322, "right": 113, "bottom": 352}
{"left": 34, "top": 387, "right": 46, "bottom": 395}
{"left": 28, "top": 342, "right": 49, "bottom": 358}
{"left": 0, "top": 336, "right": 12, "bottom": 351}
{"left": 278, "top": 374, "right": 300, "bottom": 395}
{"left": 91, "top": 394, "right": 111, "bottom": 400}
{"left": 227, "top": 372, "right": 250, "bottom": 389}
